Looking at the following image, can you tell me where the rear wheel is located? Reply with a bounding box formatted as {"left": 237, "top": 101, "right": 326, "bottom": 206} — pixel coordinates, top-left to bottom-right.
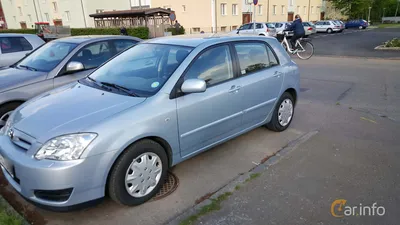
{"left": 327, "top": 28, "right": 333, "bottom": 34}
{"left": 0, "top": 102, "right": 22, "bottom": 129}
{"left": 266, "top": 92, "right": 295, "bottom": 132}
{"left": 108, "top": 139, "right": 168, "bottom": 206}
{"left": 296, "top": 40, "right": 314, "bottom": 60}
{"left": 359, "top": 26, "right": 363, "bottom": 29}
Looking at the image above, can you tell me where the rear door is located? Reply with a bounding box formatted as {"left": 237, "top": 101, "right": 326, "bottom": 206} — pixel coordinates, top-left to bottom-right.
{"left": 176, "top": 44, "right": 245, "bottom": 157}
{"left": 233, "top": 41, "right": 283, "bottom": 127}
{"left": 0, "top": 36, "right": 33, "bottom": 67}
{"left": 315, "top": 22, "right": 323, "bottom": 32}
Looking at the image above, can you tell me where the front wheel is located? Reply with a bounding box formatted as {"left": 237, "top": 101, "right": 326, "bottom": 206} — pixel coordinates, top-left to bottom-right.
{"left": 0, "top": 102, "right": 21, "bottom": 129}
{"left": 296, "top": 40, "right": 314, "bottom": 60}
{"left": 266, "top": 92, "right": 295, "bottom": 132}
{"left": 327, "top": 28, "right": 333, "bottom": 34}
{"left": 108, "top": 139, "right": 168, "bottom": 206}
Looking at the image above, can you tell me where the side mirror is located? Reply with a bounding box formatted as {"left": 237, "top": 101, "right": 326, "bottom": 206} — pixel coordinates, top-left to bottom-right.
{"left": 181, "top": 79, "right": 206, "bottom": 94}
{"left": 66, "top": 61, "right": 84, "bottom": 73}
{"left": 237, "top": 29, "right": 240, "bottom": 34}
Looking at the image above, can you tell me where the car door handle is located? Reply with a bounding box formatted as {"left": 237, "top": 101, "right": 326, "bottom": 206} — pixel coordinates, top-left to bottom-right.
{"left": 273, "top": 71, "right": 283, "bottom": 78}
{"left": 228, "top": 85, "right": 241, "bottom": 93}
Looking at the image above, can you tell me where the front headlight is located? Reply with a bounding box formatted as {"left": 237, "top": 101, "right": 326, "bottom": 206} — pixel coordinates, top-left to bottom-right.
{"left": 35, "top": 133, "right": 97, "bottom": 161}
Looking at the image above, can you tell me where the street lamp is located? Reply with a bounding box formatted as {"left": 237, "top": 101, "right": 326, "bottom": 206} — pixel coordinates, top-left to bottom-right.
{"left": 368, "top": 6, "right": 372, "bottom": 24}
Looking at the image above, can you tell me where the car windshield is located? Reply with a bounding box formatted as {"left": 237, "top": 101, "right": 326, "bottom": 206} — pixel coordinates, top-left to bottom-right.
{"left": 88, "top": 43, "right": 192, "bottom": 97}
{"left": 16, "top": 41, "right": 77, "bottom": 72}
{"left": 266, "top": 23, "right": 275, "bottom": 28}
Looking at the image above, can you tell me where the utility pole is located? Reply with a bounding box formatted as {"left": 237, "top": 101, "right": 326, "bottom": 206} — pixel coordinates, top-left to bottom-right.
{"left": 80, "top": 0, "right": 87, "bottom": 27}
{"left": 32, "top": 0, "right": 40, "bottom": 23}
{"left": 308, "top": 0, "right": 311, "bottom": 21}
{"left": 368, "top": 6, "right": 372, "bottom": 23}
{"left": 395, "top": 0, "right": 399, "bottom": 17}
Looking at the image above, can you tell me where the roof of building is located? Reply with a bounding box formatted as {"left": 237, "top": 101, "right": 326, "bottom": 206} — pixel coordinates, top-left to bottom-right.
{"left": 144, "top": 33, "right": 275, "bottom": 47}
{"left": 89, "top": 7, "right": 172, "bottom": 18}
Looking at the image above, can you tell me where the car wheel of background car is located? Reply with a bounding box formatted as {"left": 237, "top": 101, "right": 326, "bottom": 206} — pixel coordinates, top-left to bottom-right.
{"left": 266, "top": 92, "right": 295, "bottom": 132}
{"left": 0, "top": 102, "right": 22, "bottom": 128}
{"left": 327, "top": 28, "right": 333, "bottom": 34}
{"left": 108, "top": 139, "right": 168, "bottom": 206}
{"left": 359, "top": 26, "right": 363, "bottom": 29}
{"left": 259, "top": 34, "right": 265, "bottom": 36}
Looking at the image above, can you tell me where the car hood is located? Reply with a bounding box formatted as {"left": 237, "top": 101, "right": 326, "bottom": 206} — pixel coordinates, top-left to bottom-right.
{"left": 0, "top": 67, "right": 48, "bottom": 93}
{"left": 12, "top": 83, "right": 146, "bottom": 143}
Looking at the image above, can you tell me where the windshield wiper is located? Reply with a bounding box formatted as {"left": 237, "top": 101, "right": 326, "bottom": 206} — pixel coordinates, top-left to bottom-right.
{"left": 99, "top": 82, "right": 139, "bottom": 97}
{"left": 18, "top": 65, "right": 37, "bottom": 71}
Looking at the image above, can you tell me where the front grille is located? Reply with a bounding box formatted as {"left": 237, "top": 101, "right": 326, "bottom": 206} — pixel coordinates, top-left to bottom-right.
{"left": 34, "top": 188, "right": 73, "bottom": 202}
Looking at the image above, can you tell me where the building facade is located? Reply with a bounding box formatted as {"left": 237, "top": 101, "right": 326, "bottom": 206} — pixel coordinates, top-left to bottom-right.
{"left": 1, "top": 0, "right": 131, "bottom": 29}
{"left": 1, "top": 0, "right": 325, "bottom": 30}
{"left": 0, "top": 0, "right": 7, "bottom": 29}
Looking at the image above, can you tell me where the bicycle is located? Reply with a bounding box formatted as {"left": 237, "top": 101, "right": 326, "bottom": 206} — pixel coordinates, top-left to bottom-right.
{"left": 278, "top": 31, "right": 314, "bottom": 60}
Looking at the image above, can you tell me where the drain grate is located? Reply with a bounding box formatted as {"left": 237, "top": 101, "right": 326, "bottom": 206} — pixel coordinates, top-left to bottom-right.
{"left": 151, "top": 172, "right": 179, "bottom": 201}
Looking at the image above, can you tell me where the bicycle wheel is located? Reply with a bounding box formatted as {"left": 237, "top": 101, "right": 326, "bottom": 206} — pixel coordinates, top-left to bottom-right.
{"left": 296, "top": 40, "right": 314, "bottom": 60}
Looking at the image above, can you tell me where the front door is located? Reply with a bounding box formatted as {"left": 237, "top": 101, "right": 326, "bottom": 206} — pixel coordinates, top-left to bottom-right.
{"left": 287, "top": 13, "right": 294, "bottom": 22}
{"left": 242, "top": 13, "right": 251, "bottom": 24}
{"left": 233, "top": 42, "right": 283, "bottom": 127}
{"left": 177, "top": 45, "right": 245, "bottom": 157}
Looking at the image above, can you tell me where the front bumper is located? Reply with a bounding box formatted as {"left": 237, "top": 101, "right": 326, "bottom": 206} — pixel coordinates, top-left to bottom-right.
{"left": 0, "top": 135, "right": 115, "bottom": 208}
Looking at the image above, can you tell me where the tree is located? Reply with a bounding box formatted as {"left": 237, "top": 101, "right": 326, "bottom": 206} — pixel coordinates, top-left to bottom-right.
{"left": 328, "top": 0, "right": 398, "bottom": 20}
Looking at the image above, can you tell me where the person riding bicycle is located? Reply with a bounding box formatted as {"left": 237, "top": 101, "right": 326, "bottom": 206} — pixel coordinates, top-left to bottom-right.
{"left": 284, "top": 14, "right": 305, "bottom": 51}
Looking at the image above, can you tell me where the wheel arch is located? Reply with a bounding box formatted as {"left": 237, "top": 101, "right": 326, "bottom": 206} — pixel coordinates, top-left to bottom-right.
{"left": 284, "top": 88, "right": 297, "bottom": 105}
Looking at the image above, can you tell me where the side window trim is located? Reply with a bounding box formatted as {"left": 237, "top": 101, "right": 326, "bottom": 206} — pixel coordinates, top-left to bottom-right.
{"left": 230, "top": 40, "right": 280, "bottom": 77}
{"left": 169, "top": 43, "right": 238, "bottom": 99}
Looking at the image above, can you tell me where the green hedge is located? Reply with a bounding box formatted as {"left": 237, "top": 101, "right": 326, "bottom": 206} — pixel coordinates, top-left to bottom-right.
{"left": 0, "top": 27, "right": 149, "bottom": 39}
{"left": 166, "top": 27, "right": 185, "bottom": 35}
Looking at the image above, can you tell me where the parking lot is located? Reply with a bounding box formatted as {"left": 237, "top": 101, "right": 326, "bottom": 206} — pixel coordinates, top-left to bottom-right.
{"left": 0, "top": 26, "right": 399, "bottom": 225}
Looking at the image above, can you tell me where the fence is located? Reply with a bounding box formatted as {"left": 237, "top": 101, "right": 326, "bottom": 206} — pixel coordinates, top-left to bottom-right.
{"left": 382, "top": 17, "right": 400, "bottom": 23}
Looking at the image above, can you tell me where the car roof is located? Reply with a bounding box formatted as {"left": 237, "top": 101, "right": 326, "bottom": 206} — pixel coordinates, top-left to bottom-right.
{"left": 143, "top": 34, "right": 276, "bottom": 48}
{"left": 53, "top": 35, "right": 141, "bottom": 44}
{"left": 0, "top": 33, "right": 40, "bottom": 38}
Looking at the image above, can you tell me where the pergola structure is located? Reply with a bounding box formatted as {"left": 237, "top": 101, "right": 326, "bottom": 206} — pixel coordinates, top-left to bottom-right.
{"left": 89, "top": 7, "right": 173, "bottom": 38}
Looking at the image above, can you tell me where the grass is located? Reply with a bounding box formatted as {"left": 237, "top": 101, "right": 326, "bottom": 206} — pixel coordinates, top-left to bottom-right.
{"left": 0, "top": 197, "right": 23, "bottom": 225}
{"left": 179, "top": 192, "right": 232, "bottom": 225}
{"left": 384, "top": 38, "right": 400, "bottom": 47}
{"left": 378, "top": 23, "right": 400, "bottom": 28}
{"left": 245, "top": 173, "right": 261, "bottom": 183}
{"left": 234, "top": 185, "right": 241, "bottom": 190}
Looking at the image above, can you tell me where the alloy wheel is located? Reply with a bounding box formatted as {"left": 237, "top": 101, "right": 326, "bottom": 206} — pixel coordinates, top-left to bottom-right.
{"left": 278, "top": 99, "right": 293, "bottom": 127}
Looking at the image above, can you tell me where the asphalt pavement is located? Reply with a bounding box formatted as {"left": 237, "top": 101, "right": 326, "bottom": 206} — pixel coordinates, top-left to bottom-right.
{"left": 310, "top": 28, "right": 400, "bottom": 58}
{"left": 185, "top": 57, "right": 400, "bottom": 225}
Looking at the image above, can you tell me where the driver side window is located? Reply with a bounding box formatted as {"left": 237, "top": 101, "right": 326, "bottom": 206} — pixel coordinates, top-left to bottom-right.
{"left": 70, "top": 41, "right": 112, "bottom": 70}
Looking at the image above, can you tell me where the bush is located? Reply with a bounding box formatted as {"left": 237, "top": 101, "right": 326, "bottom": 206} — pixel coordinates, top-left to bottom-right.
{"left": 166, "top": 26, "right": 185, "bottom": 35}
{"left": 385, "top": 38, "right": 400, "bottom": 47}
{"left": 0, "top": 27, "right": 149, "bottom": 39}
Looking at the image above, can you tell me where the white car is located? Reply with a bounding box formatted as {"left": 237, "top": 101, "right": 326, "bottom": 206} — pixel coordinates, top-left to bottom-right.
{"left": 274, "top": 22, "right": 293, "bottom": 37}
{"left": 0, "top": 34, "right": 45, "bottom": 68}
{"left": 315, "top": 20, "right": 342, "bottom": 34}
{"left": 233, "top": 23, "right": 277, "bottom": 37}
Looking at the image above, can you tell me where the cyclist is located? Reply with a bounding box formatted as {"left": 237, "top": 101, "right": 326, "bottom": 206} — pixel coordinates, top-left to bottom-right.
{"left": 284, "top": 14, "right": 305, "bottom": 51}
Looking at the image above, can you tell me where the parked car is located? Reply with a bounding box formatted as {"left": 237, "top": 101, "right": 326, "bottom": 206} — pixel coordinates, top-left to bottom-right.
{"left": 274, "top": 22, "right": 293, "bottom": 36}
{"left": 315, "top": 20, "right": 342, "bottom": 33}
{"left": 345, "top": 19, "right": 368, "bottom": 29}
{"left": 0, "top": 35, "right": 299, "bottom": 209}
{"left": 233, "top": 22, "right": 276, "bottom": 37}
{"left": 333, "top": 20, "right": 345, "bottom": 32}
{"left": 302, "top": 22, "right": 317, "bottom": 36}
{"left": 0, "top": 35, "right": 141, "bottom": 128}
{"left": 0, "top": 34, "right": 45, "bottom": 68}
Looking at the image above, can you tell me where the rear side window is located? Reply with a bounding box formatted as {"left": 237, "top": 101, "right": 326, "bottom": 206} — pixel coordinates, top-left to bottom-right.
{"left": 256, "top": 23, "right": 263, "bottom": 29}
{"left": 184, "top": 45, "right": 234, "bottom": 86}
{"left": 234, "top": 42, "right": 276, "bottom": 75}
{"left": 266, "top": 23, "right": 275, "bottom": 28}
{"left": 240, "top": 24, "right": 251, "bottom": 30}
{"left": 0, "top": 37, "right": 33, "bottom": 54}
{"left": 275, "top": 23, "right": 283, "bottom": 28}
{"left": 71, "top": 41, "right": 112, "bottom": 70}
{"left": 113, "top": 39, "right": 137, "bottom": 52}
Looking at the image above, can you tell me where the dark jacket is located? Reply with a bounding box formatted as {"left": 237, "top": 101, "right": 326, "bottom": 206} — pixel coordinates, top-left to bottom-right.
{"left": 285, "top": 18, "right": 305, "bottom": 35}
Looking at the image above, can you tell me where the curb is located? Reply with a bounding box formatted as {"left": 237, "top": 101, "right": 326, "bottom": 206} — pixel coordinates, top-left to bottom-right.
{"left": 374, "top": 45, "right": 400, "bottom": 51}
{"left": 165, "top": 130, "right": 319, "bottom": 225}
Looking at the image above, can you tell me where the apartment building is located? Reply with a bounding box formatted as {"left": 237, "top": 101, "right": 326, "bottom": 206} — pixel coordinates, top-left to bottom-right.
{"left": 0, "top": 0, "right": 131, "bottom": 29}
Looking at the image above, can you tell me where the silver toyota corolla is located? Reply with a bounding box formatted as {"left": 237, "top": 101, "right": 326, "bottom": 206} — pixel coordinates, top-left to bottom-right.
{"left": 0, "top": 34, "right": 299, "bottom": 209}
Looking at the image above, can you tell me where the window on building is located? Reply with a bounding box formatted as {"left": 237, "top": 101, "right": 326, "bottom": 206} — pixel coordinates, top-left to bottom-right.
{"left": 232, "top": 25, "right": 238, "bottom": 30}
{"left": 221, "top": 26, "right": 227, "bottom": 32}
{"left": 44, "top": 13, "right": 50, "bottom": 22}
{"left": 192, "top": 27, "right": 200, "bottom": 32}
{"left": 304, "top": 6, "right": 307, "bottom": 15}
{"left": 290, "top": 0, "right": 294, "bottom": 6}
{"left": 65, "top": 11, "right": 71, "bottom": 21}
{"left": 184, "top": 45, "right": 234, "bottom": 87}
{"left": 273, "top": 5, "right": 277, "bottom": 15}
{"left": 13, "top": 16, "right": 16, "bottom": 22}
{"left": 297, "top": 6, "right": 300, "bottom": 13}
{"left": 221, "top": 3, "right": 227, "bottom": 15}
{"left": 182, "top": 5, "right": 186, "bottom": 12}
{"left": 311, "top": 6, "right": 314, "bottom": 14}
{"left": 281, "top": 5, "right": 285, "bottom": 15}
{"left": 258, "top": 5, "right": 263, "bottom": 15}
{"left": 52, "top": 2, "right": 58, "bottom": 12}
{"left": 96, "top": 9, "right": 104, "bottom": 13}
{"left": 18, "top": 7, "right": 23, "bottom": 16}
{"left": 28, "top": 14, "right": 32, "bottom": 22}
{"left": 232, "top": 4, "right": 238, "bottom": 15}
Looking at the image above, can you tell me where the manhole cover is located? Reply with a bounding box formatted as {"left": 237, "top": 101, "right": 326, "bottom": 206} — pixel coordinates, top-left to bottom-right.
{"left": 151, "top": 172, "right": 179, "bottom": 201}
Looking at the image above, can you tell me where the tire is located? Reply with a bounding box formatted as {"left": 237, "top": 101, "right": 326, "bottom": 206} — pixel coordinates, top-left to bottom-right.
{"left": 327, "top": 28, "right": 333, "bottom": 34}
{"left": 296, "top": 40, "right": 314, "bottom": 60}
{"left": 108, "top": 139, "right": 168, "bottom": 206}
{"left": 259, "top": 34, "right": 265, "bottom": 36}
{"left": 359, "top": 26, "right": 363, "bottom": 30}
{"left": 0, "top": 102, "right": 22, "bottom": 128}
{"left": 266, "top": 92, "right": 295, "bottom": 132}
